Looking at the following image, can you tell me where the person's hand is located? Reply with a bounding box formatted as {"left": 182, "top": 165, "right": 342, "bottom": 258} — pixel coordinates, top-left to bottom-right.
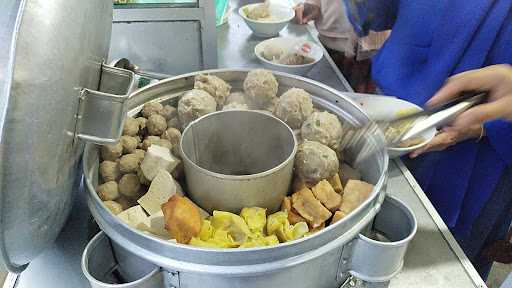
{"left": 409, "top": 64, "right": 512, "bottom": 158}
{"left": 409, "top": 125, "right": 482, "bottom": 158}
{"left": 294, "top": 3, "right": 321, "bottom": 24}
{"left": 427, "top": 64, "right": 512, "bottom": 127}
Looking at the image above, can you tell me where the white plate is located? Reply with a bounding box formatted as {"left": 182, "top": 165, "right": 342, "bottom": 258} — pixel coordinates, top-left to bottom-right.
{"left": 254, "top": 37, "right": 323, "bottom": 76}
{"left": 349, "top": 95, "right": 437, "bottom": 158}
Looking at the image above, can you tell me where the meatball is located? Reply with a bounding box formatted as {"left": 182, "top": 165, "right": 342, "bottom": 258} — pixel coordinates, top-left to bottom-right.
{"left": 243, "top": 69, "right": 278, "bottom": 109}
{"left": 119, "top": 154, "right": 141, "bottom": 174}
{"left": 142, "top": 102, "right": 164, "bottom": 118}
{"left": 301, "top": 111, "right": 343, "bottom": 150}
{"left": 178, "top": 89, "right": 217, "bottom": 129}
{"left": 103, "top": 200, "right": 123, "bottom": 215}
{"left": 167, "top": 117, "right": 181, "bottom": 130}
{"left": 117, "top": 196, "right": 137, "bottom": 210}
{"left": 225, "top": 92, "right": 248, "bottom": 105}
{"left": 194, "top": 74, "right": 231, "bottom": 106}
{"left": 134, "top": 149, "right": 145, "bottom": 161}
{"left": 147, "top": 114, "right": 167, "bottom": 136}
{"left": 222, "top": 102, "right": 249, "bottom": 110}
{"left": 275, "top": 88, "right": 314, "bottom": 129}
{"left": 135, "top": 117, "right": 147, "bottom": 130}
{"left": 161, "top": 128, "right": 182, "bottom": 156}
{"left": 262, "top": 44, "right": 284, "bottom": 61}
{"left": 294, "top": 140, "right": 339, "bottom": 184}
{"left": 101, "top": 142, "right": 123, "bottom": 161}
{"left": 120, "top": 135, "right": 139, "bottom": 154}
{"left": 160, "top": 105, "right": 177, "bottom": 120}
{"left": 99, "top": 161, "right": 120, "bottom": 182}
{"left": 123, "top": 117, "right": 139, "bottom": 136}
{"left": 118, "top": 174, "right": 141, "bottom": 197}
{"left": 96, "top": 181, "right": 120, "bottom": 201}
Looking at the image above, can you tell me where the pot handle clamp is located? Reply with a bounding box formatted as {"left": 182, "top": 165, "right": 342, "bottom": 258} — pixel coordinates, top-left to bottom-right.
{"left": 75, "top": 63, "right": 135, "bottom": 144}
{"left": 339, "top": 195, "right": 418, "bottom": 287}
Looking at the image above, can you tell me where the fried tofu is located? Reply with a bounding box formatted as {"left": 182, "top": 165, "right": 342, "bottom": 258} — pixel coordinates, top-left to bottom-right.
{"left": 330, "top": 211, "right": 346, "bottom": 225}
{"left": 281, "top": 196, "right": 307, "bottom": 225}
{"left": 161, "top": 195, "right": 201, "bottom": 244}
{"left": 339, "top": 163, "right": 361, "bottom": 187}
{"left": 291, "top": 187, "right": 332, "bottom": 228}
{"left": 339, "top": 180, "right": 373, "bottom": 215}
{"left": 308, "top": 222, "right": 325, "bottom": 234}
{"left": 328, "top": 173, "right": 343, "bottom": 195}
{"left": 311, "top": 180, "right": 342, "bottom": 212}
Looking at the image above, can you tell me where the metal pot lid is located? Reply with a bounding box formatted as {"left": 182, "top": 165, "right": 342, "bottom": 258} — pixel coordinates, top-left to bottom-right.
{"left": 0, "top": 0, "right": 132, "bottom": 272}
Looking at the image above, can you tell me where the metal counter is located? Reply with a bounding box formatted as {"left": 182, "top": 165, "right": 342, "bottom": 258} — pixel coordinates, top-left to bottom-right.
{"left": 8, "top": 1, "right": 486, "bottom": 287}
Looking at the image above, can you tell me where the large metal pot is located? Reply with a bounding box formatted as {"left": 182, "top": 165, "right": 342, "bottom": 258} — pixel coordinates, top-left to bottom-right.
{"left": 83, "top": 69, "right": 390, "bottom": 288}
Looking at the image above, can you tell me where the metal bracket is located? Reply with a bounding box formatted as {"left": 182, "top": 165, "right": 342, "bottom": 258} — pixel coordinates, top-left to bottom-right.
{"left": 337, "top": 240, "right": 354, "bottom": 282}
{"left": 75, "top": 64, "right": 135, "bottom": 144}
{"left": 166, "top": 270, "right": 181, "bottom": 288}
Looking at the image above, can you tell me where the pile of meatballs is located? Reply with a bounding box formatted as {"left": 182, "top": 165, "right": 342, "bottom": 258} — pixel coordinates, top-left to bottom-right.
{"left": 96, "top": 69, "right": 374, "bottom": 245}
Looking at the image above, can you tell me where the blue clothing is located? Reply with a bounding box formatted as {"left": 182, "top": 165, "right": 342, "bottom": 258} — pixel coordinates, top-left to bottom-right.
{"left": 344, "top": 0, "right": 512, "bottom": 278}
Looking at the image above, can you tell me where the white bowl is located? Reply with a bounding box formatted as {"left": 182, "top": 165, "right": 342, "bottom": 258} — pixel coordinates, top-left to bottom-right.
{"left": 254, "top": 37, "right": 324, "bottom": 76}
{"left": 239, "top": 3, "right": 295, "bottom": 38}
{"left": 352, "top": 95, "right": 436, "bottom": 158}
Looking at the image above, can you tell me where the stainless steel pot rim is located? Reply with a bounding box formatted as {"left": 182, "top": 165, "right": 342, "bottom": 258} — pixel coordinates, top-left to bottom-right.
{"left": 180, "top": 109, "right": 298, "bottom": 180}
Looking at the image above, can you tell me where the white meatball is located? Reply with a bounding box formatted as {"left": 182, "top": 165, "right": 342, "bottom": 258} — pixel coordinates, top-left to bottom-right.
{"left": 243, "top": 69, "right": 278, "bottom": 109}
{"left": 194, "top": 74, "right": 231, "bottom": 106}
{"left": 178, "top": 89, "right": 217, "bottom": 129}
{"left": 225, "top": 92, "right": 248, "bottom": 105}
{"left": 262, "top": 44, "right": 284, "bottom": 61}
{"left": 222, "top": 102, "right": 249, "bottom": 110}
{"left": 294, "top": 140, "right": 339, "bottom": 184}
{"left": 274, "top": 88, "right": 313, "bottom": 129}
{"left": 301, "top": 111, "right": 343, "bottom": 150}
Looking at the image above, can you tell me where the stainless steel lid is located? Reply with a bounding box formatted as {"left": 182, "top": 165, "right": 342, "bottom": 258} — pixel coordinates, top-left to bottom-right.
{"left": 0, "top": 0, "right": 130, "bottom": 272}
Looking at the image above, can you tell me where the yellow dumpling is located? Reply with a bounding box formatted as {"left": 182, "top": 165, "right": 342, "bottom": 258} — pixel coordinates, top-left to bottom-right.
{"left": 267, "top": 211, "right": 309, "bottom": 242}
{"left": 240, "top": 235, "right": 279, "bottom": 248}
{"left": 198, "top": 219, "right": 214, "bottom": 241}
{"left": 189, "top": 229, "right": 238, "bottom": 248}
{"left": 211, "top": 211, "right": 251, "bottom": 245}
{"left": 240, "top": 207, "right": 267, "bottom": 236}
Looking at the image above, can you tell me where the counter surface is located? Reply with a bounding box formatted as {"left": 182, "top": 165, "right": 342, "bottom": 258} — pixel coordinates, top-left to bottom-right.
{"left": 10, "top": 2, "right": 486, "bottom": 287}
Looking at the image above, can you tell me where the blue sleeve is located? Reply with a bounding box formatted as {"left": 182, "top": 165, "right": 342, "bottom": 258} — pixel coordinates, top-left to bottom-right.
{"left": 484, "top": 119, "right": 512, "bottom": 166}
{"left": 342, "top": 0, "right": 399, "bottom": 36}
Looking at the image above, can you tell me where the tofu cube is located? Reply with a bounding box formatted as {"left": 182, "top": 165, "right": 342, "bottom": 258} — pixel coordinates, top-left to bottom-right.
{"left": 291, "top": 187, "right": 332, "bottom": 228}
{"left": 138, "top": 169, "right": 177, "bottom": 215}
{"left": 140, "top": 145, "right": 180, "bottom": 181}
{"left": 117, "top": 205, "right": 149, "bottom": 230}
{"left": 139, "top": 210, "right": 169, "bottom": 238}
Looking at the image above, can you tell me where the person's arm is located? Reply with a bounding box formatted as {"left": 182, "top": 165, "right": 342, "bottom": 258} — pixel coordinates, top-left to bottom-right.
{"left": 411, "top": 65, "right": 512, "bottom": 163}
{"left": 342, "top": 0, "right": 399, "bottom": 36}
{"left": 294, "top": 0, "right": 321, "bottom": 24}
